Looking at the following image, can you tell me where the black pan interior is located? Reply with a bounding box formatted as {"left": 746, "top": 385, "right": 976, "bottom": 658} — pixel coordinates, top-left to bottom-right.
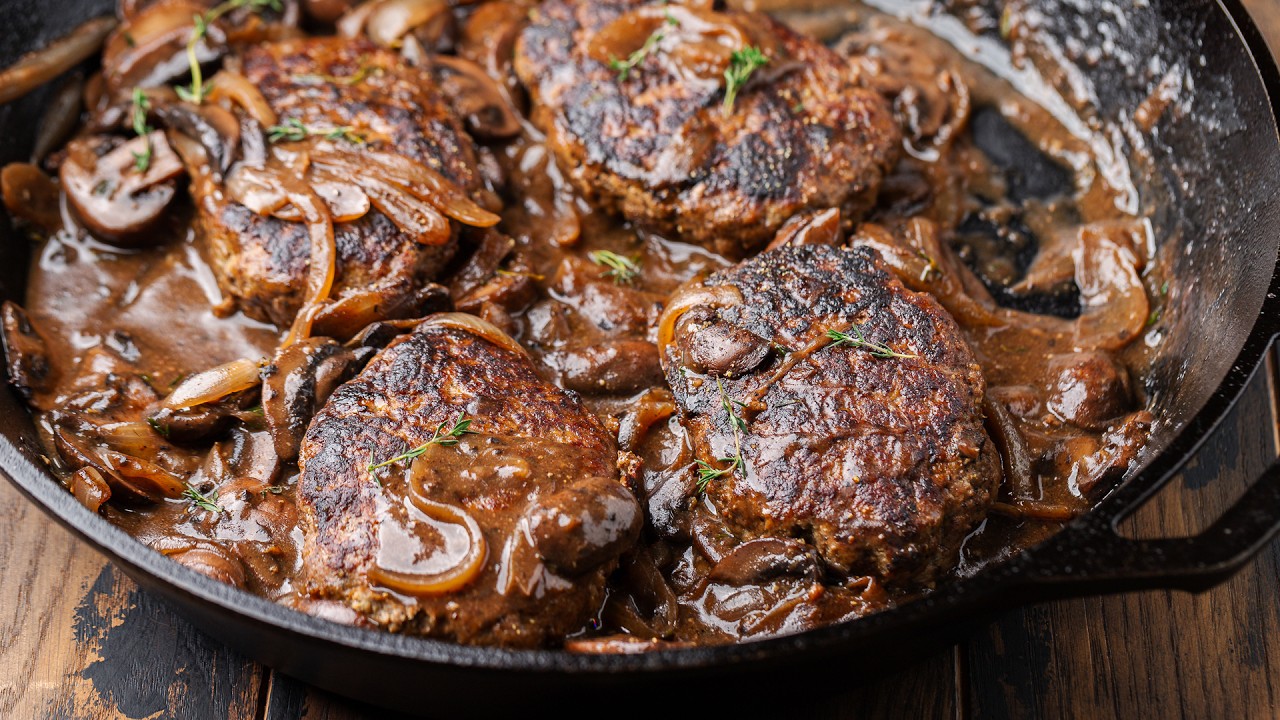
{"left": 0, "top": 0, "right": 1278, "bottom": 711}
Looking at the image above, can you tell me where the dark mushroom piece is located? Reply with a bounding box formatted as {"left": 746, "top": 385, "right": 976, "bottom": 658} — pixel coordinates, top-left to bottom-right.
{"left": 430, "top": 55, "right": 521, "bottom": 141}
{"left": 154, "top": 100, "right": 242, "bottom": 173}
{"left": 523, "top": 475, "right": 643, "bottom": 575}
{"left": 261, "top": 338, "right": 365, "bottom": 462}
{"left": 60, "top": 133, "right": 185, "bottom": 244}
{"left": 1, "top": 302, "right": 58, "bottom": 405}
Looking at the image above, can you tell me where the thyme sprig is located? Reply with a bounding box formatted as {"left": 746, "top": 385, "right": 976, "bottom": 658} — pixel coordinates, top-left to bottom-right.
{"left": 695, "top": 379, "right": 747, "bottom": 494}
{"left": 183, "top": 484, "right": 223, "bottom": 514}
{"left": 176, "top": 0, "right": 282, "bottom": 104}
{"left": 825, "top": 326, "right": 917, "bottom": 360}
{"left": 295, "top": 61, "right": 383, "bottom": 87}
{"left": 723, "top": 46, "right": 768, "bottom": 112}
{"left": 588, "top": 250, "right": 641, "bottom": 285}
{"left": 266, "top": 117, "right": 366, "bottom": 145}
{"left": 129, "top": 88, "right": 153, "bottom": 172}
{"left": 367, "top": 414, "right": 475, "bottom": 473}
{"left": 608, "top": 13, "right": 679, "bottom": 81}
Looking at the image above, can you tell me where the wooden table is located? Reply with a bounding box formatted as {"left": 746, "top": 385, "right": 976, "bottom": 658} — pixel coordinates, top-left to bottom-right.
{"left": 5, "top": 4, "right": 1280, "bottom": 718}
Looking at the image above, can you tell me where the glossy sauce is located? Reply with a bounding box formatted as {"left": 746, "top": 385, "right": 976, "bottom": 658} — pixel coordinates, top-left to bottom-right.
{"left": 11, "top": 2, "right": 1161, "bottom": 645}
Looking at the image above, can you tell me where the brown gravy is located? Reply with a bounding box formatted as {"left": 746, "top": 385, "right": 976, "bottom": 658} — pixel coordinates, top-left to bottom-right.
{"left": 6, "top": 2, "right": 1161, "bottom": 645}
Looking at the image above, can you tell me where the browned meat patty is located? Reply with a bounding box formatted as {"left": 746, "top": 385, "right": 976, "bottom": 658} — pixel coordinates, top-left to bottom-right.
{"left": 659, "top": 244, "right": 999, "bottom": 588}
{"left": 195, "top": 38, "right": 483, "bottom": 328}
{"left": 514, "top": 0, "right": 901, "bottom": 258}
{"left": 297, "top": 316, "right": 642, "bottom": 647}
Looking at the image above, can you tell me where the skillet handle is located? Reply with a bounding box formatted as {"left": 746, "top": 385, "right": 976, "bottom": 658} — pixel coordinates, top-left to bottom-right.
{"left": 1021, "top": 457, "right": 1280, "bottom": 596}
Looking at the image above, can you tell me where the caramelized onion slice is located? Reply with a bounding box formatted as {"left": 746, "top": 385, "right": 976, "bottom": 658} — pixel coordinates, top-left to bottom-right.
{"left": 312, "top": 148, "right": 500, "bottom": 228}
{"left": 355, "top": 173, "right": 448, "bottom": 243}
{"left": 370, "top": 491, "right": 488, "bottom": 596}
{"left": 162, "top": 357, "right": 263, "bottom": 410}
{"left": 365, "top": 0, "right": 450, "bottom": 47}
{"left": 430, "top": 56, "right": 521, "bottom": 140}
{"left": 309, "top": 169, "right": 371, "bottom": 223}
{"left": 1, "top": 163, "right": 62, "bottom": 231}
{"left": 419, "top": 312, "right": 530, "bottom": 360}
{"left": 206, "top": 69, "right": 279, "bottom": 127}
{"left": 0, "top": 16, "right": 116, "bottom": 104}
{"left": 1072, "top": 227, "right": 1148, "bottom": 350}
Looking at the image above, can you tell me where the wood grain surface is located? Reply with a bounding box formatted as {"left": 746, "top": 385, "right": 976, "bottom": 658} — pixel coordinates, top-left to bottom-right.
{"left": 2, "top": 2, "right": 1279, "bottom": 718}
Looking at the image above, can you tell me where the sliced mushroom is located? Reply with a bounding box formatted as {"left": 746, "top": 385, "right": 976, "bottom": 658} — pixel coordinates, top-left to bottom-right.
{"left": 261, "top": 338, "right": 363, "bottom": 461}
{"left": 706, "top": 537, "right": 821, "bottom": 586}
{"left": 430, "top": 56, "right": 521, "bottom": 141}
{"left": 1, "top": 302, "right": 57, "bottom": 404}
{"left": 60, "top": 133, "right": 185, "bottom": 244}
{"left": 154, "top": 101, "right": 242, "bottom": 174}
{"left": 102, "top": 1, "right": 221, "bottom": 94}
{"left": 678, "top": 316, "right": 772, "bottom": 377}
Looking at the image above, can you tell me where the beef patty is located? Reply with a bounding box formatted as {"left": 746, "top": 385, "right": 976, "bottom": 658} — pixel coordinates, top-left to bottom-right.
{"left": 297, "top": 315, "right": 641, "bottom": 647}
{"left": 514, "top": 0, "right": 901, "bottom": 258}
{"left": 659, "top": 244, "right": 999, "bottom": 587}
{"left": 195, "top": 37, "right": 484, "bottom": 329}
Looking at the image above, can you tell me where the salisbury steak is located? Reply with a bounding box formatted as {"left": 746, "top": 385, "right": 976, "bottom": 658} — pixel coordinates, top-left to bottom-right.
{"left": 195, "top": 38, "right": 485, "bottom": 329}
{"left": 297, "top": 315, "right": 641, "bottom": 646}
{"left": 514, "top": 0, "right": 900, "bottom": 258}
{"left": 659, "top": 244, "right": 999, "bottom": 587}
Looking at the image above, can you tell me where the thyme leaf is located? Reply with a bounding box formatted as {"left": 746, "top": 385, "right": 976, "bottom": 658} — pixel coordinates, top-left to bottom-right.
{"left": 695, "top": 379, "right": 747, "bottom": 495}
{"left": 146, "top": 416, "right": 170, "bottom": 439}
{"left": 182, "top": 484, "right": 223, "bottom": 514}
{"left": 608, "top": 29, "right": 665, "bottom": 81}
{"left": 295, "top": 61, "right": 383, "bottom": 87}
{"left": 177, "top": 0, "right": 282, "bottom": 104}
{"left": 130, "top": 88, "right": 153, "bottom": 172}
{"left": 723, "top": 46, "right": 768, "bottom": 112}
{"left": 266, "top": 117, "right": 366, "bottom": 145}
{"left": 367, "top": 414, "right": 475, "bottom": 473}
{"left": 825, "top": 326, "right": 917, "bottom": 360}
{"left": 588, "top": 250, "right": 640, "bottom": 284}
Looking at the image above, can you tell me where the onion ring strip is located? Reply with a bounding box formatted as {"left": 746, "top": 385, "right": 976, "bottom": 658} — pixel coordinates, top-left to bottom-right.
{"left": 418, "top": 312, "right": 531, "bottom": 360}
{"left": 312, "top": 148, "right": 500, "bottom": 228}
{"left": 369, "top": 494, "right": 488, "bottom": 596}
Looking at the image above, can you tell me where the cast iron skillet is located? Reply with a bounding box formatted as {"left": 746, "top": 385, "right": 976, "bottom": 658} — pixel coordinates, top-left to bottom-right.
{"left": 2, "top": 0, "right": 1280, "bottom": 714}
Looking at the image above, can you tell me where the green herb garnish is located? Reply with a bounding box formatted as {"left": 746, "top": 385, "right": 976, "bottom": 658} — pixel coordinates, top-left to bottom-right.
{"left": 176, "top": 0, "right": 283, "bottom": 104}
{"left": 295, "top": 61, "right": 382, "bottom": 87}
{"left": 588, "top": 250, "right": 640, "bottom": 285}
{"left": 367, "top": 414, "right": 475, "bottom": 473}
{"left": 266, "top": 117, "right": 366, "bottom": 144}
{"left": 129, "top": 88, "right": 154, "bottom": 172}
{"left": 723, "top": 46, "right": 768, "bottom": 112}
{"left": 825, "top": 326, "right": 917, "bottom": 360}
{"left": 146, "top": 416, "right": 170, "bottom": 439}
{"left": 608, "top": 24, "right": 670, "bottom": 81}
{"left": 695, "top": 379, "right": 747, "bottom": 495}
{"left": 182, "top": 484, "right": 223, "bottom": 513}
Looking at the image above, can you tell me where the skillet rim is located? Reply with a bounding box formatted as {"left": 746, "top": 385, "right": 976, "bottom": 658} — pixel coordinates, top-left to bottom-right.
{"left": 1, "top": 0, "right": 1279, "bottom": 677}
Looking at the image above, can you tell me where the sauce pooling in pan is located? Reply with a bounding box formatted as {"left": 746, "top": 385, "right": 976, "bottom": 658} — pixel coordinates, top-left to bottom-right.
{"left": 0, "top": 0, "right": 1162, "bottom": 648}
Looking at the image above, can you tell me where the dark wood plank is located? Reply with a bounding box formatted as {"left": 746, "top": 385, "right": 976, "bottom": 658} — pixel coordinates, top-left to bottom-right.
{"left": 965, "top": 357, "right": 1280, "bottom": 718}
{"left": 0, "top": 480, "right": 265, "bottom": 720}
